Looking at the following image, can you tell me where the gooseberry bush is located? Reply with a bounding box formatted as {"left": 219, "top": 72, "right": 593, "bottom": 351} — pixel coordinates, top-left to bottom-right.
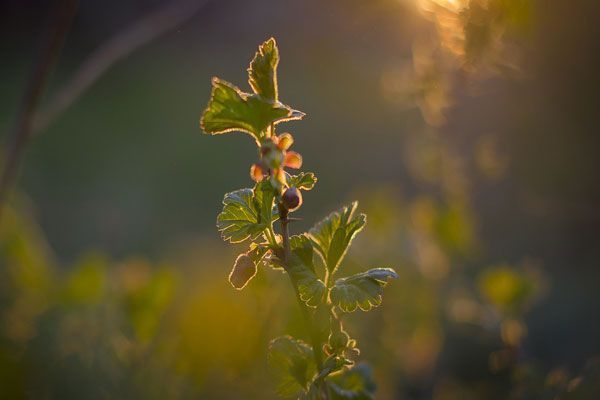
{"left": 200, "top": 38, "right": 398, "bottom": 399}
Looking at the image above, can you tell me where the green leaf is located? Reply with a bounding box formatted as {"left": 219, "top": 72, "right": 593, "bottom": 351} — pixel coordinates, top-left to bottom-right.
{"left": 317, "top": 355, "right": 354, "bottom": 380}
{"left": 309, "top": 202, "right": 366, "bottom": 276}
{"left": 328, "top": 364, "right": 377, "bottom": 400}
{"left": 248, "top": 37, "right": 279, "bottom": 101}
{"left": 330, "top": 268, "right": 398, "bottom": 312}
{"left": 289, "top": 234, "right": 315, "bottom": 272}
{"left": 254, "top": 180, "right": 278, "bottom": 226}
{"left": 200, "top": 78, "right": 304, "bottom": 141}
{"left": 287, "top": 172, "right": 318, "bottom": 191}
{"left": 268, "top": 336, "right": 316, "bottom": 398}
{"left": 217, "top": 183, "right": 278, "bottom": 243}
{"left": 216, "top": 189, "right": 259, "bottom": 243}
{"left": 299, "top": 386, "right": 322, "bottom": 400}
{"left": 288, "top": 235, "right": 326, "bottom": 308}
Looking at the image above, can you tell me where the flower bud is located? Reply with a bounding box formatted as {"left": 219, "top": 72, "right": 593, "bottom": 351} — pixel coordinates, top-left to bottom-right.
{"left": 270, "top": 168, "right": 286, "bottom": 189}
{"left": 281, "top": 187, "right": 303, "bottom": 211}
{"left": 284, "top": 151, "right": 302, "bottom": 169}
{"left": 328, "top": 329, "right": 350, "bottom": 351}
{"left": 260, "top": 140, "right": 284, "bottom": 169}
{"left": 277, "top": 133, "right": 294, "bottom": 150}
{"left": 250, "top": 163, "right": 265, "bottom": 182}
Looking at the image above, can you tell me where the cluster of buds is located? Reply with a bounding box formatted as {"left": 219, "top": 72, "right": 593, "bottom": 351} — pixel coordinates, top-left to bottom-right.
{"left": 324, "top": 319, "right": 360, "bottom": 361}
{"left": 250, "top": 132, "right": 304, "bottom": 211}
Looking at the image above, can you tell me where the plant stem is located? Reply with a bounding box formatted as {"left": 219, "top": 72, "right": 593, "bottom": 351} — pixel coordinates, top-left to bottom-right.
{"left": 278, "top": 204, "right": 329, "bottom": 399}
{"left": 265, "top": 225, "right": 278, "bottom": 247}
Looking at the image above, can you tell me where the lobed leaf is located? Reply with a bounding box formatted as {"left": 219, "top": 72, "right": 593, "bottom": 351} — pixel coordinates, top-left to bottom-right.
{"left": 248, "top": 37, "right": 279, "bottom": 101}
{"left": 330, "top": 268, "right": 398, "bottom": 312}
{"left": 309, "top": 202, "right": 366, "bottom": 276}
{"left": 287, "top": 172, "right": 318, "bottom": 191}
{"left": 217, "top": 183, "right": 276, "bottom": 243}
{"left": 327, "top": 364, "right": 377, "bottom": 400}
{"left": 254, "top": 180, "right": 278, "bottom": 226}
{"left": 200, "top": 78, "right": 304, "bottom": 141}
{"left": 287, "top": 235, "right": 327, "bottom": 307}
{"left": 268, "top": 336, "right": 316, "bottom": 398}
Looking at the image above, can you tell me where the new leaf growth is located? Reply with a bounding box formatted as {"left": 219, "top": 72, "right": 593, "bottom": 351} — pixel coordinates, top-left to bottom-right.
{"left": 200, "top": 38, "right": 397, "bottom": 400}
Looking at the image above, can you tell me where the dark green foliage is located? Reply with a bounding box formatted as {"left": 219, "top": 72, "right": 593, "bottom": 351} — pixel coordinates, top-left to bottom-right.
{"left": 268, "top": 336, "right": 317, "bottom": 398}
{"left": 328, "top": 365, "right": 376, "bottom": 400}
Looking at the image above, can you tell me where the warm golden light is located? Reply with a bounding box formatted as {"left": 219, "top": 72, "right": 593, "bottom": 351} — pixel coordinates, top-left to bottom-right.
{"left": 417, "top": 0, "right": 468, "bottom": 58}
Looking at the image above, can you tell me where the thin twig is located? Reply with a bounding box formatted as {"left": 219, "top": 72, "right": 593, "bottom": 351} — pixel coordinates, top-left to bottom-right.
{"left": 33, "top": 0, "right": 210, "bottom": 134}
{"left": 0, "top": 0, "right": 78, "bottom": 222}
{"left": 0, "top": 0, "right": 210, "bottom": 222}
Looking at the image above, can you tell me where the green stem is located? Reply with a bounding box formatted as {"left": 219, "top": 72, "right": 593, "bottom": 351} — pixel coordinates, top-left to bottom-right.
{"left": 265, "top": 225, "right": 278, "bottom": 247}
{"left": 324, "top": 268, "right": 331, "bottom": 288}
{"left": 278, "top": 205, "right": 329, "bottom": 399}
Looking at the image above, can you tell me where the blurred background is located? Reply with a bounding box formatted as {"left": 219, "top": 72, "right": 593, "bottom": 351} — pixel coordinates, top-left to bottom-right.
{"left": 1, "top": 0, "right": 600, "bottom": 398}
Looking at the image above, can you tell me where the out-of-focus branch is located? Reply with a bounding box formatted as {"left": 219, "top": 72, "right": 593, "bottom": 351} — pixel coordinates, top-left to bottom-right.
{"left": 33, "top": 0, "right": 209, "bottom": 134}
{"left": 0, "top": 0, "right": 78, "bottom": 221}
{"left": 0, "top": 0, "right": 209, "bottom": 222}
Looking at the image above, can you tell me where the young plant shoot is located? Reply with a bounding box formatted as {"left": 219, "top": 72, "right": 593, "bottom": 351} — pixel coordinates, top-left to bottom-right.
{"left": 200, "top": 38, "right": 398, "bottom": 400}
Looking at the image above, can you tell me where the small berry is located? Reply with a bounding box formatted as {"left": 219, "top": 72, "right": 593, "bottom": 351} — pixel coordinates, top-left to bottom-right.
{"left": 229, "top": 254, "right": 257, "bottom": 290}
{"left": 282, "top": 187, "right": 303, "bottom": 211}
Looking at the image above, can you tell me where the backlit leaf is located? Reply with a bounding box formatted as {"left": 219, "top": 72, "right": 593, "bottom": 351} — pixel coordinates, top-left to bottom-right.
{"left": 330, "top": 268, "right": 398, "bottom": 313}
{"left": 287, "top": 172, "right": 318, "bottom": 191}
{"left": 200, "top": 78, "right": 304, "bottom": 141}
{"left": 309, "top": 202, "right": 366, "bottom": 276}
{"left": 328, "top": 364, "right": 377, "bottom": 400}
{"left": 248, "top": 37, "right": 279, "bottom": 101}
{"left": 254, "top": 180, "right": 278, "bottom": 226}
{"left": 216, "top": 182, "right": 279, "bottom": 243}
{"left": 216, "top": 188, "right": 262, "bottom": 243}
{"left": 287, "top": 235, "right": 326, "bottom": 308}
{"left": 268, "top": 336, "right": 316, "bottom": 398}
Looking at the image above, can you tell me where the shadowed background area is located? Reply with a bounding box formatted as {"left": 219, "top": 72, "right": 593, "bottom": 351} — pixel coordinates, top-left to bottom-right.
{"left": 1, "top": 0, "right": 600, "bottom": 398}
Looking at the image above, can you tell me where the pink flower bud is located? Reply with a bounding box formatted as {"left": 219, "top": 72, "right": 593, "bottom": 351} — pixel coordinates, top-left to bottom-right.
{"left": 277, "top": 133, "right": 294, "bottom": 150}
{"left": 284, "top": 151, "right": 302, "bottom": 169}
{"left": 261, "top": 140, "right": 284, "bottom": 169}
{"left": 250, "top": 163, "right": 265, "bottom": 182}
